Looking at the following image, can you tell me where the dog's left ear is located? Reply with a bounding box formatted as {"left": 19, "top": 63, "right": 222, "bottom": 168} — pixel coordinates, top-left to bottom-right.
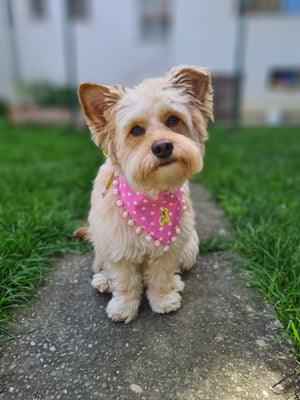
{"left": 166, "top": 66, "right": 213, "bottom": 122}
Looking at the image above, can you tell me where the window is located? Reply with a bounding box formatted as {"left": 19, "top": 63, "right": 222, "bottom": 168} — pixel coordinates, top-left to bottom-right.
{"left": 29, "top": 0, "right": 46, "bottom": 19}
{"left": 269, "top": 69, "right": 300, "bottom": 90}
{"left": 67, "top": 0, "right": 89, "bottom": 20}
{"left": 283, "top": 0, "right": 300, "bottom": 13}
{"left": 138, "top": 0, "right": 171, "bottom": 41}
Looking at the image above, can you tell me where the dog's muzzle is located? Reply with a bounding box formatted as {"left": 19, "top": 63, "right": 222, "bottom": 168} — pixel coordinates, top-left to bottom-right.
{"left": 151, "top": 139, "right": 174, "bottom": 159}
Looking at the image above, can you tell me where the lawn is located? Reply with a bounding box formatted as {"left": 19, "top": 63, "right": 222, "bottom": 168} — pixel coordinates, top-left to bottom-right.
{"left": 0, "top": 118, "right": 100, "bottom": 343}
{"left": 198, "top": 125, "right": 300, "bottom": 358}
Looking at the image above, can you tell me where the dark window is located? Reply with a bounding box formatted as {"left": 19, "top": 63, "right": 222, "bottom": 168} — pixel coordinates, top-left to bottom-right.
{"left": 270, "top": 69, "right": 300, "bottom": 90}
{"left": 138, "top": 0, "right": 171, "bottom": 41}
{"left": 67, "top": 0, "right": 89, "bottom": 20}
{"left": 29, "top": 0, "right": 46, "bottom": 19}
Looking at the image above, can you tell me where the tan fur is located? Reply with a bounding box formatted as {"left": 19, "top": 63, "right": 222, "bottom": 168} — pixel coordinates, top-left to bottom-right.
{"left": 73, "top": 227, "right": 92, "bottom": 241}
{"left": 78, "top": 66, "right": 213, "bottom": 323}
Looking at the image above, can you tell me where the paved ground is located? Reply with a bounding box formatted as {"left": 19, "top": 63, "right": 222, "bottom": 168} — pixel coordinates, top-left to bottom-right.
{"left": 0, "top": 183, "right": 298, "bottom": 400}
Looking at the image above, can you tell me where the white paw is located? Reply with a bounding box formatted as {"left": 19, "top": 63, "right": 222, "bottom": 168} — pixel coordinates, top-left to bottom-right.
{"left": 106, "top": 296, "right": 140, "bottom": 324}
{"left": 91, "top": 272, "right": 110, "bottom": 293}
{"left": 174, "top": 274, "right": 185, "bottom": 292}
{"left": 148, "top": 291, "right": 182, "bottom": 314}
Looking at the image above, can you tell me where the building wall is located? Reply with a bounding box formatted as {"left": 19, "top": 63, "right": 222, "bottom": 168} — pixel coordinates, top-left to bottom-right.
{"left": 1, "top": 0, "right": 299, "bottom": 123}
{"left": 0, "top": 0, "right": 172, "bottom": 103}
{"left": 172, "top": 0, "right": 236, "bottom": 74}
{"left": 74, "top": 0, "right": 171, "bottom": 87}
{"left": 243, "top": 15, "right": 300, "bottom": 123}
{"left": 7, "top": 0, "right": 65, "bottom": 83}
{"left": 172, "top": 0, "right": 300, "bottom": 124}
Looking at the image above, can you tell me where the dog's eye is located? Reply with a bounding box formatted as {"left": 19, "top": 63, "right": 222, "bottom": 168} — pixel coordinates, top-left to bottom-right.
{"left": 130, "top": 125, "right": 145, "bottom": 136}
{"left": 165, "top": 115, "right": 180, "bottom": 128}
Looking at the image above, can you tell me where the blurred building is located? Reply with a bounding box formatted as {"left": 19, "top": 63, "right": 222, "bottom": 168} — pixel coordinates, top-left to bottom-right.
{"left": 173, "top": 0, "right": 300, "bottom": 124}
{"left": 0, "top": 0, "right": 300, "bottom": 124}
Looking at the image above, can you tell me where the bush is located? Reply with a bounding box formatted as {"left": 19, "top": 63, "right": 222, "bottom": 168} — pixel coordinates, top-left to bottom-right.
{"left": 15, "top": 80, "right": 78, "bottom": 108}
{"left": 0, "top": 98, "right": 9, "bottom": 116}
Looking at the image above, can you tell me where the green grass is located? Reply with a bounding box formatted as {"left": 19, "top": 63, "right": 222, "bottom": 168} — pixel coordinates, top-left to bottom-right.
{"left": 1, "top": 118, "right": 299, "bottom": 361}
{"left": 199, "top": 235, "right": 229, "bottom": 253}
{"left": 197, "top": 125, "right": 300, "bottom": 358}
{"left": 0, "top": 118, "right": 100, "bottom": 343}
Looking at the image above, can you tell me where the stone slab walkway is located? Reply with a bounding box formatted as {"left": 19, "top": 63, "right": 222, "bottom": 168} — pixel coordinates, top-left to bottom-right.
{"left": 0, "top": 183, "right": 298, "bottom": 400}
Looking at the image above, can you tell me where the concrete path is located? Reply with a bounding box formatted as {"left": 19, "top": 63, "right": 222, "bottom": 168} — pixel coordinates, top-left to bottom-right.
{"left": 0, "top": 184, "right": 298, "bottom": 400}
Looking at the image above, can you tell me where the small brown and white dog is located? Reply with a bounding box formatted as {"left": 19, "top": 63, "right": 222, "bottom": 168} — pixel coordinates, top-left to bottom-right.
{"left": 77, "top": 66, "right": 213, "bottom": 323}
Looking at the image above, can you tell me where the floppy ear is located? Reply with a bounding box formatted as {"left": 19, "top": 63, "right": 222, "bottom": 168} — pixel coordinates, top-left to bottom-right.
{"left": 166, "top": 65, "right": 213, "bottom": 122}
{"left": 78, "top": 82, "right": 122, "bottom": 147}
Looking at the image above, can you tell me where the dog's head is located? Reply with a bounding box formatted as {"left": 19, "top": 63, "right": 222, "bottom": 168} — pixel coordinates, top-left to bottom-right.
{"left": 78, "top": 66, "right": 213, "bottom": 195}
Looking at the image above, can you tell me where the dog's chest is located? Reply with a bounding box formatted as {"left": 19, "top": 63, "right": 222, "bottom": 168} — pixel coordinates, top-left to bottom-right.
{"left": 99, "top": 172, "right": 188, "bottom": 252}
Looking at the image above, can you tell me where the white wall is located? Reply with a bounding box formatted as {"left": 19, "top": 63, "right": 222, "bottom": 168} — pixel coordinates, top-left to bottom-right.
{"left": 1, "top": 0, "right": 299, "bottom": 123}
{"left": 172, "top": 0, "right": 236, "bottom": 74}
{"left": 75, "top": 0, "right": 171, "bottom": 87}
{"left": 243, "top": 15, "right": 300, "bottom": 120}
{"left": 10, "top": 0, "right": 65, "bottom": 83}
{"left": 0, "top": 0, "right": 172, "bottom": 102}
{"left": 172, "top": 0, "right": 300, "bottom": 123}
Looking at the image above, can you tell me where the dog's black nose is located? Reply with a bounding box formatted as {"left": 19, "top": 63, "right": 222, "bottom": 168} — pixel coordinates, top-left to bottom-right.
{"left": 151, "top": 139, "right": 174, "bottom": 159}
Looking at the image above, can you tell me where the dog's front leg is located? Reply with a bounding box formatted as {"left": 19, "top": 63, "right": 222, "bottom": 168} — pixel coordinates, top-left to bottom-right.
{"left": 105, "top": 261, "right": 143, "bottom": 323}
{"left": 144, "top": 255, "right": 183, "bottom": 314}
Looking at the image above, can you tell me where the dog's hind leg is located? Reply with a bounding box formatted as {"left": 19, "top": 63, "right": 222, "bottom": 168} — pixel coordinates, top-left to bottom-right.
{"left": 174, "top": 274, "right": 185, "bottom": 292}
{"left": 92, "top": 254, "right": 104, "bottom": 273}
{"left": 91, "top": 270, "right": 110, "bottom": 293}
{"left": 91, "top": 253, "right": 108, "bottom": 292}
{"left": 179, "top": 229, "right": 199, "bottom": 271}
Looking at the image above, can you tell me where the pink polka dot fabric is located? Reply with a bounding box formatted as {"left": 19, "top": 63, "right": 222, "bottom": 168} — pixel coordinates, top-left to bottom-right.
{"left": 117, "top": 175, "right": 184, "bottom": 247}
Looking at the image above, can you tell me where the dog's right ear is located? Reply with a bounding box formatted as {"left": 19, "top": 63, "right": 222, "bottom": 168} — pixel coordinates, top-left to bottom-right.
{"left": 78, "top": 82, "right": 122, "bottom": 146}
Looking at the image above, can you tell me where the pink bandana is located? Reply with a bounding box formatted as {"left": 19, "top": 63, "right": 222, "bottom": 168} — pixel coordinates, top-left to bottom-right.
{"left": 108, "top": 173, "right": 187, "bottom": 251}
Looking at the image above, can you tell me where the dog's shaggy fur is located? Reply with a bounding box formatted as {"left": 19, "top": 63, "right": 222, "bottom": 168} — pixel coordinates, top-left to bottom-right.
{"left": 78, "top": 66, "right": 213, "bottom": 323}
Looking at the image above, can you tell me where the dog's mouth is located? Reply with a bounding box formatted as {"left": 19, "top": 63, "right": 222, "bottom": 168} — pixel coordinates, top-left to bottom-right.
{"left": 155, "top": 158, "right": 177, "bottom": 170}
{"left": 159, "top": 159, "right": 174, "bottom": 167}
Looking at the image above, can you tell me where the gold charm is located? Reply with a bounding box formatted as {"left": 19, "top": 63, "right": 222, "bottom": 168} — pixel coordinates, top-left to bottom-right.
{"left": 159, "top": 208, "right": 171, "bottom": 226}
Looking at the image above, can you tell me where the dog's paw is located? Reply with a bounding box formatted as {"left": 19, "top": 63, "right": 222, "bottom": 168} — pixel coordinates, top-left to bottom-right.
{"left": 91, "top": 272, "right": 110, "bottom": 293}
{"left": 148, "top": 291, "right": 182, "bottom": 314}
{"left": 106, "top": 296, "right": 140, "bottom": 324}
{"left": 174, "top": 274, "right": 185, "bottom": 292}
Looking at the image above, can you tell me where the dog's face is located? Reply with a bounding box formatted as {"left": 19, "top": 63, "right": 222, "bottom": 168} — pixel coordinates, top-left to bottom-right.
{"left": 79, "top": 66, "right": 213, "bottom": 194}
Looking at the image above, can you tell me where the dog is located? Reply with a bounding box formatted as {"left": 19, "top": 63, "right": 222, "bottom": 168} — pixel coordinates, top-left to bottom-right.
{"left": 77, "top": 65, "right": 213, "bottom": 323}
